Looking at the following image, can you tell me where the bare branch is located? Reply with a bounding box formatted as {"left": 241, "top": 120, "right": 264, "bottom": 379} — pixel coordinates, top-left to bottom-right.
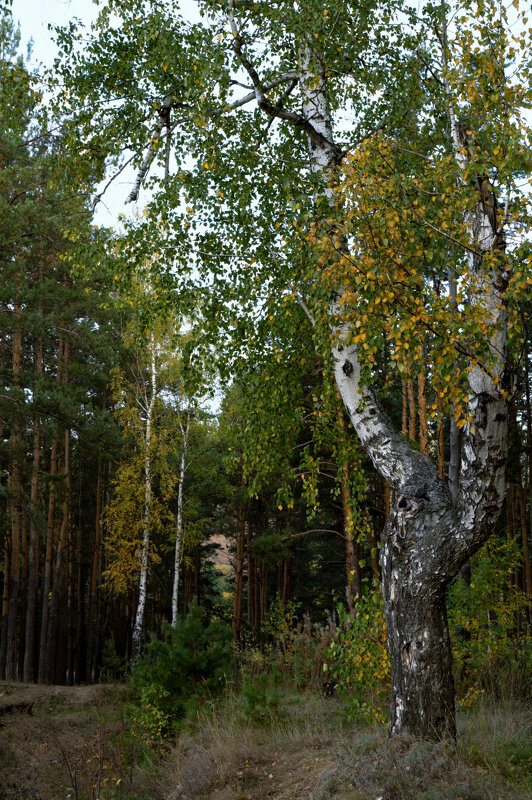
{"left": 226, "top": 0, "right": 341, "bottom": 156}
{"left": 125, "top": 72, "right": 298, "bottom": 203}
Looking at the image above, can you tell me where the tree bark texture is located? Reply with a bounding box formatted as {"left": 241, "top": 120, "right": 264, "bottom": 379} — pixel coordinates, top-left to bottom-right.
{"left": 233, "top": 505, "right": 245, "bottom": 642}
{"left": 132, "top": 335, "right": 157, "bottom": 663}
{"left": 294, "top": 42, "right": 508, "bottom": 739}
{"left": 171, "top": 411, "right": 190, "bottom": 627}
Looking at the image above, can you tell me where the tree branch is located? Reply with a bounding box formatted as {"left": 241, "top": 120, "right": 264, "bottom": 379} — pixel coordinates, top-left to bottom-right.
{"left": 226, "top": 0, "right": 341, "bottom": 157}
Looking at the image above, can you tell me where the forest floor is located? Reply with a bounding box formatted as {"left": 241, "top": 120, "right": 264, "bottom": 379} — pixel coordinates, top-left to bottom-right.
{"left": 0, "top": 681, "right": 155, "bottom": 800}
{"left": 1, "top": 681, "right": 531, "bottom": 800}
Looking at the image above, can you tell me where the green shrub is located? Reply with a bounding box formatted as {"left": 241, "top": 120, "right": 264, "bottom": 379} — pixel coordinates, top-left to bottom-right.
{"left": 324, "top": 584, "right": 390, "bottom": 723}
{"left": 448, "top": 538, "right": 531, "bottom": 703}
{"left": 251, "top": 596, "right": 336, "bottom": 690}
{"left": 130, "top": 601, "right": 233, "bottom": 740}
{"left": 240, "top": 668, "right": 283, "bottom": 722}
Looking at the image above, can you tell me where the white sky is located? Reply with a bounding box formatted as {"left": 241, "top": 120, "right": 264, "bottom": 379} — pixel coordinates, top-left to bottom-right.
{"left": 10, "top": 0, "right": 200, "bottom": 226}
{"left": 12, "top": 0, "right": 98, "bottom": 69}
{"left": 11, "top": 0, "right": 127, "bottom": 225}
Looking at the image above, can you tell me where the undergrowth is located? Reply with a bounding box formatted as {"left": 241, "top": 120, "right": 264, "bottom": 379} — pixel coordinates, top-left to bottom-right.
{"left": 157, "top": 690, "right": 532, "bottom": 800}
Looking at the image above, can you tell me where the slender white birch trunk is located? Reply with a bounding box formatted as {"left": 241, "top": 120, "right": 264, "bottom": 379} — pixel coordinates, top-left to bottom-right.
{"left": 131, "top": 334, "right": 157, "bottom": 664}
{"left": 171, "top": 411, "right": 190, "bottom": 626}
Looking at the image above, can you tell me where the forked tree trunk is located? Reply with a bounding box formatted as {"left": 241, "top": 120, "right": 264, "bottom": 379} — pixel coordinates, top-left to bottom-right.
{"left": 228, "top": 12, "right": 508, "bottom": 739}
{"left": 298, "top": 43, "right": 507, "bottom": 740}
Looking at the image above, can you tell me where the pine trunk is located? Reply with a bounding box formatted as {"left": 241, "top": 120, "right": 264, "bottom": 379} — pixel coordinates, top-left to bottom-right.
{"left": 46, "top": 423, "right": 71, "bottom": 684}
{"left": 23, "top": 321, "right": 43, "bottom": 682}
{"left": 86, "top": 456, "right": 103, "bottom": 681}
{"left": 38, "top": 437, "right": 57, "bottom": 683}
{"left": 233, "top": 505, "right": 245, "bottom": 642}
{"left": 6, "top": 307, "right": 23, "bottom": 680}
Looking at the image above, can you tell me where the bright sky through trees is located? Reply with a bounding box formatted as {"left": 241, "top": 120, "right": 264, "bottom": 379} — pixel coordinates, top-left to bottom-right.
{"left": 11, "top": 0, "right": 200, "bottom": 225}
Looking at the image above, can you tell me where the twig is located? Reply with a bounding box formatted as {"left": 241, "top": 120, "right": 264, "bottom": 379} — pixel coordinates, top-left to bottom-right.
{"left": 57, "top": 739, "right": 79, "bottom": 800}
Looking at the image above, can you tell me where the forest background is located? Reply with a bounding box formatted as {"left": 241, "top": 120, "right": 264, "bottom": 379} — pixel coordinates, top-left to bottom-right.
{"left": 1, "top": 0, "right": 532, "bottom": 794}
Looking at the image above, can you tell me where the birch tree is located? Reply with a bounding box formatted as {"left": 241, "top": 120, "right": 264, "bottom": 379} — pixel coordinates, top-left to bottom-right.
{"left": 171, "top": 407, "right": 190, "bottom": 626}
{"left": 131, "top": 332, "right": 157, "bottom": 660}
{"left": 105, "top": 325, "right": 177, "bottom": 661}
{"left": 54, "top": 0, "right": 532, "bottom": 737}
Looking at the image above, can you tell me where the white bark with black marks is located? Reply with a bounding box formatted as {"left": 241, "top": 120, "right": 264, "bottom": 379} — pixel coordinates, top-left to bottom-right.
{"left": 132, "top": 335, "right": 157, "bottom": 664}
{"left": 171, "top": 410, "right": 190, "bottom": 627}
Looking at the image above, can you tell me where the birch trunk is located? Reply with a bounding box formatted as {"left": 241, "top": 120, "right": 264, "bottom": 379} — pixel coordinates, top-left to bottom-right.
{"left": 131, "top": 335, "right": 157, "bottom": 663}
{"left": 297, "top": 45, "right": 507, "bottom": 740}
{"left": 171, "top": 412, "right": 190, "bottom": 626}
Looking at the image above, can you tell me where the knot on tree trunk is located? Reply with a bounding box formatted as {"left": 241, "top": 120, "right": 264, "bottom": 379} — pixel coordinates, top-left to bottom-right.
{"left": 342, "top": 359, "right": 353, "bottom": 376}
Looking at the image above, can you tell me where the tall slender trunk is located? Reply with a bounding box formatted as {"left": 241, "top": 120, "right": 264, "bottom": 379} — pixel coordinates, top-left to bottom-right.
{"left": 281, "top": 555, "right": 291, "bottom": 603}
{"left": 246, "top": 523, "right": 255, "bottom": 630}
{"left": 401, "top": 380, "right": 408, "bottom": 435}
{"left": 194, "top": 547, "right": 201, "bottom": 605}
{"left": 86, "top": 456, "right": 103, "bottom": 681}
{"left": 6, "top": 304, "right": 23, "bottom": 680}
{"left": 38, "top": 437, "right": 58, "bottom": 683}
{"left": 336, "top": 400, "right": 361, "bottom": 612}
{"left": 417, "top": 348, "right": 429, "bottom": 457}
{"left": 0, "top": 533, "right": 10, "bottom": 678}
{"left": 18, "top": 507, "right": 28, "bottom": 679}
{"left": 525, "top": 353, "right": 532, "bottom": 630}
{"left": 340, "top": 458, "right": 361, "bottom": 613}
{"left": 0, "top": 330, "right": 7, "bottom": 677}
{"left": 436, "top": 391, "right": 445, "bottom": 479}
{"left": 233, "top": 504, "right": 246, "bottom": 642}
{"left": 184, "top": 565, "right": 192, "bottom": 614}
{"left": 46, "top": 422, "right": 71, "bottom": 684}
{"left": 131, "top": 335, "right": 157, "bottom": 663}
{"left": 171, "top": 411, "right": 190, "bottom": 626}
{"left": 259, "top": 561, "right": 268, "bottom": 628}
{"left": 24, "top": 316, "right": 43, "bottom": 682}
{"left": 74, "top": 461, "right": 84, "bottom": 683}
{"left": 510, "top": 401, "right": 532, "bottom": 632}
{"left": 407, "top": 377, "right": 416, "bottom": 443}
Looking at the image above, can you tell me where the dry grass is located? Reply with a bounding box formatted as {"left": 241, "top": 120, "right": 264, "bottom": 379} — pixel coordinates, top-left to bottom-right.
{"left": 2, "top": 681, "right": 529, "bottom": 800}
{"left": 159, "top": 690, "right": 532, "bottom": 800}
